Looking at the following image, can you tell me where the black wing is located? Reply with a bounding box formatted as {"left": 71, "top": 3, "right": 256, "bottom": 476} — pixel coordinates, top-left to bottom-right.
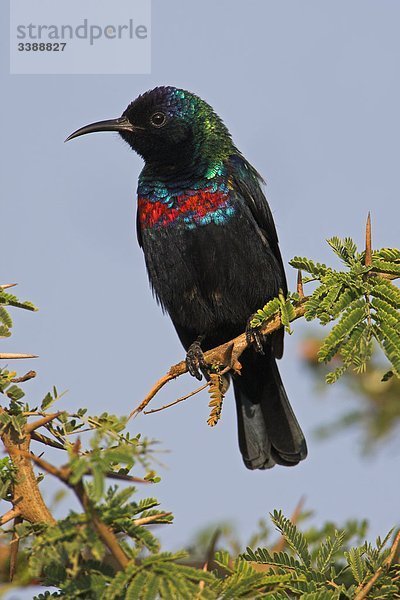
{"left": 228, "top": 154, "right": 287, "bottom": 358}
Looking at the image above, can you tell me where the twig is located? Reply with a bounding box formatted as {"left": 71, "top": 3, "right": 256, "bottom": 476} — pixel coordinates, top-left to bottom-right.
{"left": 26, "top": 412, "right": 61, "bottom": 434}
{"left": 0, "top": 506, "right": 21, "bottom": 527}
{"left": 144, "top": 366, "right": 231, "bottom": 416}
{"left": 25, "top": 450, "right": 70, "bottom": 481}
{"left": 0, "top": 353, "right": 38, "bottom": 360}
{"left": 26, "top": 449, "right": 150, "bottom": 485}
{"left": 144, "top": 382, "right": 210, "bottom": 415}
{"left": 11, "top": 370, "right": 36, "bottom": 383}
{"left": 129, "top": 301, "right": 308, "bottom": 419}
{"left": 354, "top": 529, "right": 400, "bottom": 600}
{"left": 102, "top": 471, "right": 151, "bottom": 484}
{"left": 25, "top": 451, "right": 130, "bottom": 570}
{"left": 74, "top": 481, "right": 130, "bottom": 570}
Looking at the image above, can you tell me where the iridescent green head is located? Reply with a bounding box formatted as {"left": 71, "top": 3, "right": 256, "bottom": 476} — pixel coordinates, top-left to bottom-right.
{"left": 67, "top": 86, "right": 236, "bottom": 169}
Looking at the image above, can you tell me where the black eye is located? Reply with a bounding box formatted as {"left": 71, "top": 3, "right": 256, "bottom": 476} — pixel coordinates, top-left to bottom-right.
{"left": 150, "top": 112, "right": 167, "bottom": 128}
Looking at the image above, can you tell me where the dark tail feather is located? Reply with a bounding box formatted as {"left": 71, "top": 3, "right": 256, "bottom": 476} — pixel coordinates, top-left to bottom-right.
{"left": 233, "top": 350, "right": 307, "bottom": 470}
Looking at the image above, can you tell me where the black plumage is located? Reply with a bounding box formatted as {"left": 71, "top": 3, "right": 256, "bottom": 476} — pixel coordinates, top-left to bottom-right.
{"left": 67, "top": 86, "right": 307, "bottom": 469}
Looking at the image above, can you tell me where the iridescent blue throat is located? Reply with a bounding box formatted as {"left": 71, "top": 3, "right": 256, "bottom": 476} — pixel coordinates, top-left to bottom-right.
{"left": 137, "top": 161, "right": 236, "bottom": 230}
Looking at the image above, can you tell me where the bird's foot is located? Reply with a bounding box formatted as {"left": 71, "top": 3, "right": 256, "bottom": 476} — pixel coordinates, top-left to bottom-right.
{"left": 246, "top": 316, "right": 265, "bottom": 355}
{"left": 186, "top": 335, "right": 207, "bottom": 380}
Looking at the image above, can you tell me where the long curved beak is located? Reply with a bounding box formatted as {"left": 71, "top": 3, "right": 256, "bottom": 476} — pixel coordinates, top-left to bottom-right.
{"left": 65, "top": 116, "right": 136, "bottom": 142}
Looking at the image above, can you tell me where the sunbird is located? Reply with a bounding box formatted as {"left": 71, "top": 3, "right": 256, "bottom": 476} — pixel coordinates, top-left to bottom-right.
{"left": 67, "top": 86, "right": 307, "bottom": 469}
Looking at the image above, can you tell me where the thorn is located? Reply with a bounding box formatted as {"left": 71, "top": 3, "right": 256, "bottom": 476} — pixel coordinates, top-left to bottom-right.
{"left": 25, "top": 412, "right": 61, "bottom": 434}
{"left": 132, "top": 512, "right": 171, "bottom": 527}
{"left": 0, "top": 353, "right": 38, "bottom": 360}
{"left": 0, "top": 284, "right": 17, "bottom": 290}
{"left": 297, "top": 270, "right": 305, "bottom": 299}
{"left": 365, "top": 212, "right": 372, "bottom": 267}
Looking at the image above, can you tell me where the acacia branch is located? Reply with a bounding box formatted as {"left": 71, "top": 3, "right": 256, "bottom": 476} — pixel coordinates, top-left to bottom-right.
{"left": 0, "top": 506, "right": 21, "bottom": 526}
{"left": 0, "top": 409, "right": 55, "bottom": 525}
{"left": 144, "top": 382, "right": 210, "bottom": 415}
{"left": 354, "top": 529, "right": 400, "bottom": 600}
{"left": 74, "top": 481, "right": 130, "bottom": 570}
{"left": 26, "top": 451, "right": 130, "bottom": 570}
{"left": 129, "top": 300, "right": 308, "bottom": 419}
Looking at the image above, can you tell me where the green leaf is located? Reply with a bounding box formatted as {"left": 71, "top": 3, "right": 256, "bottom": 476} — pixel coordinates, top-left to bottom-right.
{"left": 6, "top": 384, "right": 25, "bottom": 402}
{"left": 0, "top": 306, "right": 12, "bottom": 328}
{"left": 316, "top": 530, "right": 345, "bottom": 574}
{"left": 91, "top": 465, "right": 104, "bottom": 502}
{"left": 373, "top": 321, "right": 400, "bottom": 377}
{"left": 325, "top": 366, "right": 347, "bottom": 384}
{"left": 327, "top": 236, "right": 358, "bottom": 265}
{"left": 318, "top": 300, "right": 367, "bottom": 363}
{"left": 126, "top": 570, "right": 148, "bottom": 599}
{"left": 289, "top": 257, "right": 329, "bottom": 277}
{"left": 345, "top": 547, "right": 367, "bottom": 584}
{"left": 279, "top": 293, "right": 296, "bottom": 334}
{"left": 250, "top": 297, "right": 281, "bottom": 328}
{"left": 371, "top": 297, "right": 400, "bottom": 334}
{"left": 372, "top": 259, "right": 400, "bottom": 276}
{"left": 370, "top": 279, "right": 400, "bottom": 309}
{"left": 373, "top": 247, "right": 400, "bottom": 261}
{"left": 270, "top": 510, "right": 311, "bottom": 567}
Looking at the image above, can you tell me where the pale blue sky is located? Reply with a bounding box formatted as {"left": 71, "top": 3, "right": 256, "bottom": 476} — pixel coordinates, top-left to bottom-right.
{"left": 1, "top": 2, "right": 400, "bottom": 595}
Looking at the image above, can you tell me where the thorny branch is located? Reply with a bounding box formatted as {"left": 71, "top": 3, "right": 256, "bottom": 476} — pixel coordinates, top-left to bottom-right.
{"left": 129, "top": 300, "right": 308, "bottom": 419}
{"left": 26, "top": 450, "right": 131, "bottom": 570}
{"left": 130, "top": 214, "right": 398, "bottom": 419}
{"left": 354, "top": 529, "right": 400, "bottom": 600}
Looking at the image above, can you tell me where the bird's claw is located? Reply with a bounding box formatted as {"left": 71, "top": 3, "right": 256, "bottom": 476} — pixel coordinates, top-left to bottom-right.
{"left": 246, "top": 316, "right": 265, "bottom": 355}
{"left": 186, "top": 336, "right": 207, "bottom": 380}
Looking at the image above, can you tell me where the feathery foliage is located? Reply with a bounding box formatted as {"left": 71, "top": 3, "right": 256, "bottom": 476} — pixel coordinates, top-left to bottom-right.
{"left": 1, "top": 233, "right": 399, "bottom": 597}
{"left": 251, "top": 233, "right": 400, "bottom": 384}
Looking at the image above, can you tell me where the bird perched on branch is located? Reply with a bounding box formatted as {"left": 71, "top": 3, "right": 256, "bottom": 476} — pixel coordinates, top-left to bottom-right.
{"left": 67, "top": 86, "right": 307, "bottom": 469}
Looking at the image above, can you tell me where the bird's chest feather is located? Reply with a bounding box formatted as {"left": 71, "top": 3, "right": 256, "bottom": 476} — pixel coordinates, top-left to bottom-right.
{"left": 136, "top": 179, "right": 275, "bottom": 332}
{"left": 137, "top": 179, "right": 235, "bottom": 231}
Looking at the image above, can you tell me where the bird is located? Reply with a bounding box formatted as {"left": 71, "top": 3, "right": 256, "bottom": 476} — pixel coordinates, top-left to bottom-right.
{"left": 66, "top": 86, "right": 307, "bottom": 470}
